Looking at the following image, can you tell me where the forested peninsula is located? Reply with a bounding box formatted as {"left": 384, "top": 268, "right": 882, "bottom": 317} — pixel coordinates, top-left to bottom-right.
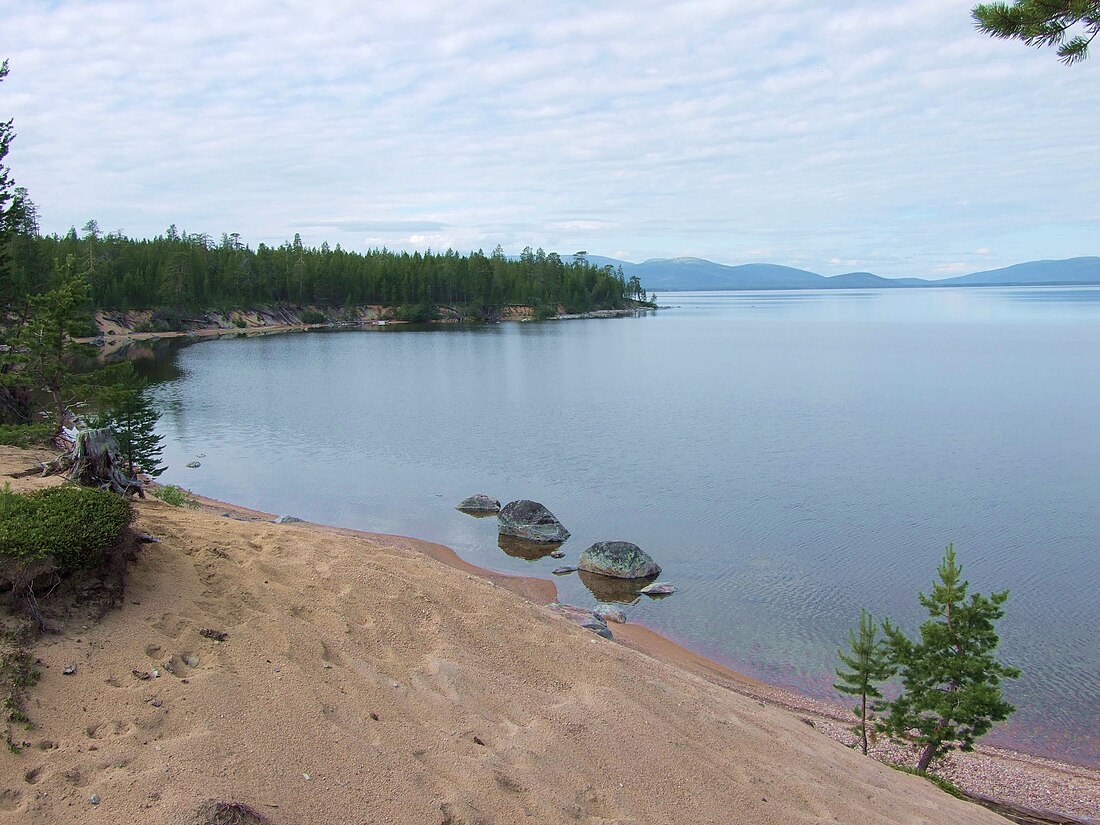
{"left": 3, "top": 216, "right": 651, "bottom": 323}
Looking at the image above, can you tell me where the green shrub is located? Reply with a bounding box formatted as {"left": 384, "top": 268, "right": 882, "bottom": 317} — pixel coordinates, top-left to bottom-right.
{"left": 394, "top": 304, "right": 434, "bottom": 322}
{"left": 232, "top": 317, "right": 247, "bottom": 329}
{"left": 299, "top": 308, "right": 327, "bottom": 325}
{"left": 0, "top": 423, "right": 54, "bottom": 448}
{"left": 0, "top": 485, "right": 132, "bottom": 573}
{"left": 152, "top": 484, "right": 196, "bottom": 508}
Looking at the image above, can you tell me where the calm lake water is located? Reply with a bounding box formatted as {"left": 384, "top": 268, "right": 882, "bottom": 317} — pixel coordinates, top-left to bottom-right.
{"left": 142, "top": 287, "right": 1100, "bottom": 767}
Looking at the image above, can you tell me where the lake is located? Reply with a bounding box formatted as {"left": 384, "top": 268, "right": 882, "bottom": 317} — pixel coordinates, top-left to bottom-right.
{"left": 142, "top": 287, "right": 1100, "bottom": 767}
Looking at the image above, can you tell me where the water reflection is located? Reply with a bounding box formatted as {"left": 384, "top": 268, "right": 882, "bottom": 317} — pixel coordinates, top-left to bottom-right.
{"left": 497, "top": 534, "right": 562, "bottom": 561}
{"left": 577, "top": 569, "right": 657, "bottom": 604}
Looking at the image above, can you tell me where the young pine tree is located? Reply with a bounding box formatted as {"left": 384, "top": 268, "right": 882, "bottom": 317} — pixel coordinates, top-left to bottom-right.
{"left": 97, "top": 365, "right": 165, "bottom": 479}
{"left": 835, "top": 608, "right": 895, "bottom": 755}
{"left": 882, "top": 544, "right": 1020, "bottom": 772}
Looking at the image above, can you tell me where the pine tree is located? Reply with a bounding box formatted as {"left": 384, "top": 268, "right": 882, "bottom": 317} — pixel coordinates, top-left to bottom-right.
{"left": 834, "top": 608, "right": 895, "bottom": 755}
{"left": 1, "top": 59, "right": 19, "bottom": 309}
{"left": 7, "top": 258, "right": 94, "bottom": 432}
{"left": 972, "top": 1, "right": 1099, "bottom": 64}
{"left": 97, "top": 366, "right": 165, "bottom": 478}
{"left": 882, "top": 544, "right": 1020, "bottom": 772}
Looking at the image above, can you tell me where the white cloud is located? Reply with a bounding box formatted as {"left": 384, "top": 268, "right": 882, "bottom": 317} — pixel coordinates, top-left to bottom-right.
{"left": 933, "top": 262, "right": 971, "bottom": 275}
{"left": 0, "top": 0, "right": 1096, "bottom": 278}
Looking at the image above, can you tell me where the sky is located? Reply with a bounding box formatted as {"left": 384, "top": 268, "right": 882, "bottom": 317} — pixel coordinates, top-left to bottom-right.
{"left": 1, "top": 0, "right": 1097, "bottom": 280}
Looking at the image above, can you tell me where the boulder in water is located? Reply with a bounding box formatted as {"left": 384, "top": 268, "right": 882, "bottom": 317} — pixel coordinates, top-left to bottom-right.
{"left": 456, "top": 494, "right": 501, "bottom": 513}
{"left": 577, "top": 541, "right": 661, "bottom": 579}
{"left": 639, "top": 581, "right": 677, "bottom": 596}
{"left": 498, "top": 500, "right": 570, "bottom": 543}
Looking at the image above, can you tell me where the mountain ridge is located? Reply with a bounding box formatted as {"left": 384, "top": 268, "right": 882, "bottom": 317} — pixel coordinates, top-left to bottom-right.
{"left": 582, "top": 255, "right": 1100, "bottom": 292}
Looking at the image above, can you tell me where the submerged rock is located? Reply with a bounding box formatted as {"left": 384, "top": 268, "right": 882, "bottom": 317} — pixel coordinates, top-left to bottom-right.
{"left": 639, "top": 581, "right": 677, "bottom": 596}
{"left": 456, "top": 494, "right": 501, "bottom": 513}
{"left": 185, "top": 461, "right": 201, "bottom": 468}
{"left": 551, "top": 565, "right": 578, "bottom": 575}
{"left": 498, "top": 500, "right": 570, "bottom": 543}
{"left": 593, "top": 603, "right": 627, "bottom": 624}
{"left": 577, "top": 541, "right": 661, "bottom": 579}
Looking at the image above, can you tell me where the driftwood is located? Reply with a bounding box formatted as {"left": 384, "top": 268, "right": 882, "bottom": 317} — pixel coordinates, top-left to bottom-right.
{"left": 11, "top": 428, "right": 144, "bottom": 497}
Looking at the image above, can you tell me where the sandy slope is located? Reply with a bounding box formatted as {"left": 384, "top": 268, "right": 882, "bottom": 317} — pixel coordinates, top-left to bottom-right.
{"left": 0, "top": 450, "right": 1015, "bottom": 824}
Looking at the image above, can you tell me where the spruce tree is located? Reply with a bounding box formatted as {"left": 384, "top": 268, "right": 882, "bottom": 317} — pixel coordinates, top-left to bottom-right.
{"left": 834, "top": 608, "right": 895, "bottom": 755}
{"left": 882, "top": 545, "right": 1020, "bottom": 772}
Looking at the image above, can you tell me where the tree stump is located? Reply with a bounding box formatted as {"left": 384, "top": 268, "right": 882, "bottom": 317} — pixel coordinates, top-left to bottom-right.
{"left": 17, "top": 428, "right": 144, "bottom": 497}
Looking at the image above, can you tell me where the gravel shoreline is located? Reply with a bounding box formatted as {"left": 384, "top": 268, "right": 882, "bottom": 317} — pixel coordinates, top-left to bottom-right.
{"left": 719, "top": 677, "right": 1099, "bottom": 823}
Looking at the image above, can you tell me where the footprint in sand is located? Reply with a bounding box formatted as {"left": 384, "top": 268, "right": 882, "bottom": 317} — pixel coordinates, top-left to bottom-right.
{"left": 152, "top": 613, "right": 188, "bottom": 640}
{"left": 0, "top": 789, "right": 22, "bottom": 811}
{"left": 320, "top": 640, "right": 344, "bottom": 667}
{"left": 85, "top": 719, "right": 133, "bottom": 740}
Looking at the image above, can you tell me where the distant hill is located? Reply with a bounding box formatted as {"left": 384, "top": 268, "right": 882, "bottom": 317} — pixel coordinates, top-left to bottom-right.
{"left": 938, "top": 257, "right": 1100, "bottom": 286}
{"left": 585, "top": 255, "right": 1100, "bottom": 292}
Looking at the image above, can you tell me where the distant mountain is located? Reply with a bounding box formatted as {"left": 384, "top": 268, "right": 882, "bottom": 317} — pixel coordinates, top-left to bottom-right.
{"left": 586, "top": 256, "right": 827, "bottom": 291}
{"left": 938, "top": 257, "right": 1100, "bottom": 286}
{"left": 585, "top": 255, "right": 1100, "bottom": 292}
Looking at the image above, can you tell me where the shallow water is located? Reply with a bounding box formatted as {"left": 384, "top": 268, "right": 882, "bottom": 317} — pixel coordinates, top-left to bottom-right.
{"left": 145, "top": 287, "right": 1100, "bottom": 767}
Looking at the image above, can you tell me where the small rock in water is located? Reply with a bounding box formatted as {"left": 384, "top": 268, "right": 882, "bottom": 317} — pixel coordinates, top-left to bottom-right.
{"left": 549, "top": 550, "right": 566, "bottom": 559}
{"left": 639, "top": 581, "right": 677, "bottom": 596}
{"left": 456, "top": 494, "right": 501, "bottom": 513}
{"left": 63, "top": 663, "right": 77, "bottom": 676}
{"left": 592, "top": 604, "right": 627, "bottom": 624}
{"left": 185, "top": 461, "right": 201, "bottom": 468}
{"left": 273, "top": 514, "right": 303, "bottom": 524}
{"left": 551, "top": 565, "right": 578, "bottom": 575}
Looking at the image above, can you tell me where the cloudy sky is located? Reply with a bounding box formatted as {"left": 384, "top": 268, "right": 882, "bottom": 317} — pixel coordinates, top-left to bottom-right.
{"left": 2, "top": 0, "right": 1097, "bottom": 279}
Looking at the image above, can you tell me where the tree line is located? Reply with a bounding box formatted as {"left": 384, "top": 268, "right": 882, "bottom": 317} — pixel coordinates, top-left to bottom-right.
{"left": 4, "top": 217, "right": 644, "bottom": 318}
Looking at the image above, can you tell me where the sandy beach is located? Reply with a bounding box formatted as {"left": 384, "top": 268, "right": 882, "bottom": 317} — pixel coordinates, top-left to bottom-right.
{"left": 1, "top": 445, "right": 1097, "bottom": 824}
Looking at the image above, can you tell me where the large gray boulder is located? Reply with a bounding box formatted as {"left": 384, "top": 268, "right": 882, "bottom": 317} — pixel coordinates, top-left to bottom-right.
{"left": 577, "top": 541, "right": 661, "bottom": 579}
{"left": 498, "top": 500, "right": 570, "bottom": 543}
{"left": 456, "top": 494, "right": 500, "bottom": 513}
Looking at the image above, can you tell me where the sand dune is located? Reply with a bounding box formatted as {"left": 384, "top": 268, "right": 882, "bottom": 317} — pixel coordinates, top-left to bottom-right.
{"left": 0, "top": 447, "right": 1031, "bottom": 823}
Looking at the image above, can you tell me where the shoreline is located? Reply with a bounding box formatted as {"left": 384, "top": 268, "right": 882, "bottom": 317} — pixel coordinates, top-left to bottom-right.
{"left": 183, "top": 486, "right": 1098, "bottom": 824}
{"left": 79, "top": 303, "right": 656, "bottom": 356}
{"left": 0, "top": 446, "right": 1030, "bottom": 825}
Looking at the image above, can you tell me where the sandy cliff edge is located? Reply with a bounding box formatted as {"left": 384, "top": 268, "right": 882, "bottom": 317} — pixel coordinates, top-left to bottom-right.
{"left": 0, "top": 446, "right": 1084, "bottom": 824}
